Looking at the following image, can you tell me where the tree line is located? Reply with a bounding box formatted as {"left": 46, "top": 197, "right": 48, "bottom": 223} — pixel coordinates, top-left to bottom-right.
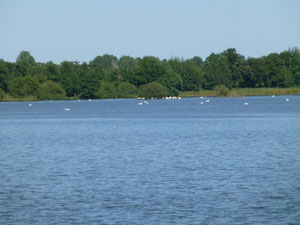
{"left": 0, "top": 47, "right": 300, "bottom": 100}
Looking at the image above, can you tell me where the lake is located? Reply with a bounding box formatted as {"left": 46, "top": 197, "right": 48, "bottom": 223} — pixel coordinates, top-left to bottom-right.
{"left": 0, "top": 96, "right": 299, "bottom": 225}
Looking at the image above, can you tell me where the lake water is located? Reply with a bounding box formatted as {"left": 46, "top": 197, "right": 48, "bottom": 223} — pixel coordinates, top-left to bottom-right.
{"left": 0, "top": 96, "right": 300, "bottom": 225}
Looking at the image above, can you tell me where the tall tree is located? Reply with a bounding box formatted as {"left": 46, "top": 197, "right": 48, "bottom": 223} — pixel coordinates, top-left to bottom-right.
{"left": 131, "top": 56, "right": 165, "bottom": 86}
{"left": 157, "top": 64, "right": 182, "bottom": 95}
{"left": 119, "top": 56, "right": 136, "bottom": 72}
{"left": 58, "top": 61, "right": 81, "bottom": 97}
{"left": 89, "top": 54, "right": 119, "bottom": 70}
{"left": 222, "top": 48, "right": 253, "bottom": 88}
{"left": 16, "top": 51, "right": 36, "bottom": 77}
{"left": 189, "top": 56, "right": 203, "bottom": 67}
{"left": 0, "top": 59, "right": 9, "bottom": 91}
{"left": 203, "top": 53, "right": 232, "bottom": 89}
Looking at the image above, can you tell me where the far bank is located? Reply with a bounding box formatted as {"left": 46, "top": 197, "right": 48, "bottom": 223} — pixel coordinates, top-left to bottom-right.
{"left": 1, "top": 87, "right": 300, "bottom": 102}
{"left": 180, "top": 87, "right": 300, "bottom": 98}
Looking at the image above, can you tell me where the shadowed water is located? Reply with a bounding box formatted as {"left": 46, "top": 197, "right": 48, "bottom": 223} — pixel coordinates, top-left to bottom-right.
{"left": 0, "top": 96, "right": 300, "bottom": 224}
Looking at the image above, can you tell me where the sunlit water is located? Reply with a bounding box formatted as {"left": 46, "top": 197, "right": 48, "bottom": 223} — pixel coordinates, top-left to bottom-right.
{"left": 0, "top": 96, "right": 300, "bottom": 225}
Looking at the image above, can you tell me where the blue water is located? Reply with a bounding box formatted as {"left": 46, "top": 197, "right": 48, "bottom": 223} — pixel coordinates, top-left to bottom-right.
{"left": 0, "top": 96, "right": 300, "bottom": 225}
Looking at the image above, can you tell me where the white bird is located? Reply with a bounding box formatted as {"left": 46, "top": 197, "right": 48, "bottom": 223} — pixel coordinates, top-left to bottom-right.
{"left": 206, "top": 99, "right": 210, "bottom": 103}
{"left": 64, "top": 107, "right": 71, "bottom": 111}
{"left": 28, "top": 104, "right": 32, "bottom": 107}
{"left": 144, "top": 101, "right": 148, "bottom": 104}
{"left": 200, "top": 96, "right": 203, "bottom": 99}
{"left": 178, "top": 97, "right": 181, "bottom": 99}
{"left": 200, "top": 102, "right": 204, "bottom": 104}
{"left": 88, "top": 99, "right": 92, "bottom": 101}
{"left": 138, "top": 102, "right": 143, "bottom": 105}
{"left": 286, "top": 98, "right": 289, "bottom": 102}
{"left": 244, "top": 103, "right": 248, "bottom": 105}
{"left": 78, "top": 99, "right": 81, "bottom": 102}
{"left": 272, "top": 95, "right": 275, "bottom": 97}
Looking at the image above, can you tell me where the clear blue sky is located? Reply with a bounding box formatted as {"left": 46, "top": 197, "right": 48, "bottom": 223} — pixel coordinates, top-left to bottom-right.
{"left": 0, "top": 0, "right": 299, "bottom": 63}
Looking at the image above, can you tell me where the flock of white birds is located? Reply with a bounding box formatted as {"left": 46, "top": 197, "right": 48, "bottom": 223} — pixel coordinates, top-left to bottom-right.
{"left": 26, "top": 95, "right": 291, "bottom": 111}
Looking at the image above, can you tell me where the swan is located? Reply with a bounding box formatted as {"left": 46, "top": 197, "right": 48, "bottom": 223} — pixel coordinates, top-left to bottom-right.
{"left": 64, "top": 108, "right": 71, "bottom": 111}
{"left": 286, "top": 98, "right": 289, "bottom": 102}
{"left": 28, "top": 104, "right": 32, "bottom": 107}
{"left": 244, "top": 103, "right": 248, "bottom": 105}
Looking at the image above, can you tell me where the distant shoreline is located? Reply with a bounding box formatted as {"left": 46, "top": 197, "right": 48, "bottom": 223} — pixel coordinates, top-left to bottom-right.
{"left": 180, "top": 87, "right": 300, "bottom": 98}
{"left": 1, "top": 87, "right": 300, "bottom": 102}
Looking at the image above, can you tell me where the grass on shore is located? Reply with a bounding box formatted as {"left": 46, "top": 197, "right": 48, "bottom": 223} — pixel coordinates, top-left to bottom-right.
{"left": 179, "top": 87, "right": 300, "bottom": 98}
{"left": 0, "top": 95, "right": 80, "bottom": 102}
{"left": 2, "top": 95, "right": 38, "bottom": 102}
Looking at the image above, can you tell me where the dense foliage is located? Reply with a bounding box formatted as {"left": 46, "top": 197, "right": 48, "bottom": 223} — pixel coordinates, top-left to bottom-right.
{"left": 0, "top": 48, "right": 300, "bottom": 100}
{"left": 139, "top": 82, "right": 169, "bottom": 99}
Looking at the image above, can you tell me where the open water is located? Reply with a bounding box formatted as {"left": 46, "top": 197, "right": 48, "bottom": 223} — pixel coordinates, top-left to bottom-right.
{"left": 0, "top": 96, "right": 300, "bottom": 224}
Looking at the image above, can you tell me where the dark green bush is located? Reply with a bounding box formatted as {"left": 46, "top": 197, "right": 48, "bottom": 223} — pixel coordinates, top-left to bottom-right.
{"left": 117, "top": 82, "right": 137, "bottom": 98}
{"left": 139, "top": 81, "right": 168, "bottom": 99}
{"left": 37, "top": 81, "right": 66, "bottom": 100}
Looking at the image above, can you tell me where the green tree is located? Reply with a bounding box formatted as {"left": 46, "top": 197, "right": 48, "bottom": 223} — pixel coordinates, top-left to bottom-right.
{"left": 117, "top": 82, "right": 137, "bottom": 98}
{"left": 37, "top": 81, "right": 66, "bottom": 100}
{"left": 222, "top": 48, "right": 253, "bottom": 88}
{"left": 139, "top": 81, "right": 168, "bottom": 99}
{"left": 95, "top": 81, "right": 117, "bottom": 99}
{"left": 79, "top": 70, "right": 103, "bottom": 99}
{"left": 157, "top": 65, "right": 182, "bottom": 96}
{"left": 45, "top": 61, "right": 59, "bottom": 81}
{"left": 7, "top": 77, "right": 40, "bottom": 97}
{"left": 16, "top": 51, "right": 36, "bottom": 77}
{"left": 131, "top": 56, "right": 165, "bottom": 86}
{"left": 58, "top": 61, "right": 81, "bottom": 97}
{"left": 247, "top": 57, "right": 267, "bottom": 87}
{"left": 168, "top": 57, "right": 184, "bottom": 74}
{"left": 295, "top": 71, "right": 300, "bottom": 86}
{"left": 188, "top": 56, "right": 203, "bottom": 67}
{"left": 29, "top": 63, "right": 48, "bottom": 83}
{"left": 0, "top": 88, "right": 5, "bottom": 100}
{"left": 280, "top": 47, "right": 300, "bottom": 86}
{"left": 0, "top": 59, "right": 9, "bottom": 91}
{"left": 263, "top": 53, "right": 284, "bottom": 87}
{"left": 89, "top": 54, "right": 119, "bottom": 70}
{"left": 104, "top": 68, "right": 122, "bottom": 82}
{"left": 119, "top": 56, "right": 136, "bottom": 72}
{"left": 119, "top": 56, "right": 137, "bottom": 83}
{"left": 181, "top": 61, "right": 203, "bottom": 91}
{"left": 168, "top": 58, "right": 202, "bottom": 91}
{"left": 203, "top": 53, "right": 232, "bottom": 89}
{"left": 272, "top": 68, "right": 293, "bottom": 87}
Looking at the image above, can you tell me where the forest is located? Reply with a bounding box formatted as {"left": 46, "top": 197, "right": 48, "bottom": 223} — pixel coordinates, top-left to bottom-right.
{"left": 0, "top": 48, "right": 300, "bottom": 101}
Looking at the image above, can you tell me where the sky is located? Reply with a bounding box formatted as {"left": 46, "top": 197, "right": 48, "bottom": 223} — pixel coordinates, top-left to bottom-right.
{"left": 0, "top": 0, "right": 299, "bottom": 63}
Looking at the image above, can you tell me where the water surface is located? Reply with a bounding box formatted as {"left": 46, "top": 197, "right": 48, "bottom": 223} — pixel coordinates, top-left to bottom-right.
{"left": 0, "top": 96, "right": 300, "bottom": 224}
